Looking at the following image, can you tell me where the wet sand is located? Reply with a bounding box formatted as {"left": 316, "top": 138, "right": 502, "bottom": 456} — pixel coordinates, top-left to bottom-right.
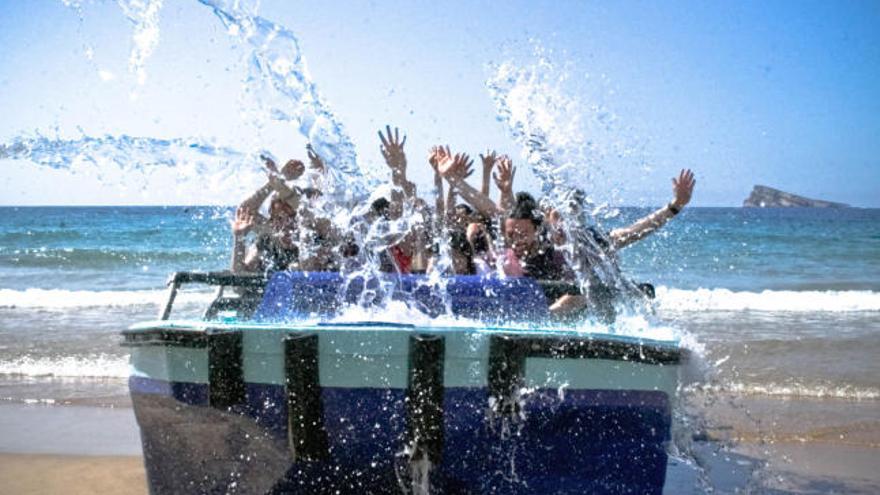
{"left": 0, "top": 454, "right": 146, "bottom": 495}
{"left": 0, "top": 400, "right": 877, "bottom": 494}
{"left": 0, "top": 403, "right": 146, "bottom": 495}
{"left": 683, "top": 392, "right": 880, "bottom": 493}
{"left": 1, "top": 442, "right": 876, "bottom": 494}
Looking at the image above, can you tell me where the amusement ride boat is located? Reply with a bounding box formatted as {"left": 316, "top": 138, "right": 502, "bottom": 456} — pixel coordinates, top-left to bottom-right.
{"left": 123, "top": 270, "right": 685, "bottom": 494}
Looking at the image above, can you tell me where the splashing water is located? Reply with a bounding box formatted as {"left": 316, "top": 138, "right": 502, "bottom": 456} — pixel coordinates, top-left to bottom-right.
{"left": 486, "top": 43, "right": 638, "bottom": 205}
{"left": 488, "top": 44, "right": 729, "bottom": 490}
{"left": 116, "top": 0, "right": 164, "bottom": 86}
{"left": 0, "top": 131, "right": 263, "bottom": 198}
{"left": 0, "top": 133, "right": 247, "bottom": 170}
{"left": 486, "top": 43, "right": 652, "bottom": 317}
{"left": 45, "top": 0, "right": 370, "bottom": 204}
{"left": 198, "top": 0, "right": 370, "bottom": 201}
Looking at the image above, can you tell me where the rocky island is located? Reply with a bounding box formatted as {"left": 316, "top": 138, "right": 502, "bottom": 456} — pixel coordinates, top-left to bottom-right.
{"left": 743, "top": 185, "right": 849, "bottom": 208}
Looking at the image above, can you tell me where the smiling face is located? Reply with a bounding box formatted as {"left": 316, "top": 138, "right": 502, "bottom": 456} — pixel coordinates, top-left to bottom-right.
{"left": 504, "top": 218, "right": 539, "bottom": 259}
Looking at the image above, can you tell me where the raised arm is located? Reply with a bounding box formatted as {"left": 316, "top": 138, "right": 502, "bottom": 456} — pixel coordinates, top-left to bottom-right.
{"left": 428, "top": 146, "right": 446, "bottom": 227}
{"left": 493, "top": 155, "right": 516, "bottom": 212}
{"left": 440, "top": 146, "right": 475, "bottom": 226}
{"left": 267, "top": 174, "right": 302, "bottom": 211}
{"left": 480, "top": 150, "right": 497, "bottom": 197}
{"left": 379, "top": 125, "right": 417, "bottom": 198}
{"left": 305, "top": 143, "right": 326, "bottom": 189}
{"left": 609, "top": 169, "right": 695, "bottom": 249}
{"left": 437, "top": 148, "right": 504, "bottom": 218}
{"left": 238, "top": 154, "right": 279, "bottom": 213}
{"left": 230, "top": 207, "right": 262, "bottom": 273}
{"left": 445, "top": 186, "right": 458, "bottom": 226}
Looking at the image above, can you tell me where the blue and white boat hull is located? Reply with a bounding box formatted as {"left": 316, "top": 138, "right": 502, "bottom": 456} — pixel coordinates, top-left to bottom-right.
{"left": 124, "top": 322, "right": 682, "bottom": 494}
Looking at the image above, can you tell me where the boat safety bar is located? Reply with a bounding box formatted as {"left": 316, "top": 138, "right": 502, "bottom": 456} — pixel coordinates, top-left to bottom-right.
{"left": 406, "top": 334, "right": 446, "bottom": 464}
{"left": 208, "top": 331, "right": 246, "bottom": 410}
{"left": 159, "top": 271, "right": 266, "bottom": 320}
{"left": 285, "top": 334, "right": 330, "bottom": 462}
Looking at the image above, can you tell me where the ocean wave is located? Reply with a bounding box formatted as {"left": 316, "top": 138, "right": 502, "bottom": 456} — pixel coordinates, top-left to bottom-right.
{"left": 686, "top": 382, "right": 880, "bottom": 401}
{"left": 0, "top": 288, "right": 214, "bottom": 309}
{"left": 3, "top": 286, "right": 879, "bottom": 313}
{"left": 656, "top": 287, "right": 880, "bottom": 312}
{"left": 0, "top": 354, "right": 129, "bottom": 379}
{"left": 0, "top": 248, "right": 223, "bottom": 269}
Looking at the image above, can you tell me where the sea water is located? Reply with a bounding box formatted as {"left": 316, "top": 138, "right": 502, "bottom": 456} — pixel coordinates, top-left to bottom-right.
{"left": 1, "top": 205, "right": 877, "bottom": 405}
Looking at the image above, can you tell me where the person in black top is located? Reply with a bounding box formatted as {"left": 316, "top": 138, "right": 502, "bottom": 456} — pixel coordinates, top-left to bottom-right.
{"left": 231, "top": 195, "right": 300, "bottom": 274}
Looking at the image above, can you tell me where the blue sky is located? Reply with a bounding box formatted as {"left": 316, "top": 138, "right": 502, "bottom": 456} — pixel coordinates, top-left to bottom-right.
{"left": 1, "top": 0, "right": 878, "bottom": 206}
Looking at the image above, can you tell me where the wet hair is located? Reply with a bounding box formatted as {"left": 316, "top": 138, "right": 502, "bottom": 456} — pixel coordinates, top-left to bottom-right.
{"left": 302, "top": 187, "right": 322, "bottom": 200}
{"left": 370, "top": 197, "right": 391, "bottom": 219}
{"left": 448, "top": 229, "right": 476, "bottom": 275}
{"left": 471, "top": 213, "right": 497, "bottom": 240}
{"left": 471, "top": 231, "right": 489, "bottom": 254}
{"left": 455, "top": 203, "right": 474, "bottom": 216}
{"left": 508, "top": 192, "right": 543, "bottom": 226}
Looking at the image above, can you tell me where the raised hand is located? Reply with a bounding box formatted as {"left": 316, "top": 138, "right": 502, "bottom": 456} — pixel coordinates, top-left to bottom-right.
{"left": 480, "top": 150, "right": 497, "bottom": 175}
{"left": 260, "top": 153, "right": 279, "bottom": 175}
{"left": 438, "top": 151, "right": 474, "bottom": 182}
{"left": 431, "top": 145, "right": 454, "bottom": 174}
{"left": 231, "top": 207, "right": 256, "bottom": 236}
{"left": 492, "top": 155, "right": 516, "bottom": 193}
{"left": 428, "top": 146, "right": 444, "bottom": 172}
{"left": 306, "top": 144, "right": 325, "bottom": 174}
{"left": 378, "top": 125, "right": 407, "bottom": 172}
{"left": 671, "top": 169, "right": 695, "bottom": 209}
{"left": 451, "top": 153, "right": 474, "bottom": 181}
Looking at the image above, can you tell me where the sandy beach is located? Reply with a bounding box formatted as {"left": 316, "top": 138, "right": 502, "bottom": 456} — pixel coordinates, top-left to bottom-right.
{"left": 0, "top": 399, "right": 877, "bottom": 494}
{"left": 0, "top": 454, "right": 146, "bottom": 495}
{"left": 0, "top": 402, "right": 147, "bottom": 495}
{"left": 1, "top": 439, "right": 877, "bottom": 494}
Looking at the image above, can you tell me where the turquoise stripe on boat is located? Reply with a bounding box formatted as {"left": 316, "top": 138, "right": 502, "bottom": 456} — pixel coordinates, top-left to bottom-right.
{"left": 128, "top": 324, "right": 680, "bottom": 393}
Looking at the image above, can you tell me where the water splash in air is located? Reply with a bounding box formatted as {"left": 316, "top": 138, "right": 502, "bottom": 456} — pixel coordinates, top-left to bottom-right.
{"left": 486, "top": 44, "right": 649, "bottom": 316}
{"left": 198, "top": 0, "right": 370, "bottom": 200}
{"left": 116, "top": 0, "right": 164, "bottom": 86}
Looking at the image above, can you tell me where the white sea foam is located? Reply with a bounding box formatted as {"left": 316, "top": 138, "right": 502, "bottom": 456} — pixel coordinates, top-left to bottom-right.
{"left": 656, "top": 287, "right": 880, "bottom": 313}
{"left": 0, "top": 354, "right": 129, "bottom": 379}
{"left": 4, "top": 286, "right": 877, "bottom": 313}
{"left": 687, "top": 381, "right": 880, "bottom": 401}
{"left": 0, "top": 288, "right": 213, "bottom": 309}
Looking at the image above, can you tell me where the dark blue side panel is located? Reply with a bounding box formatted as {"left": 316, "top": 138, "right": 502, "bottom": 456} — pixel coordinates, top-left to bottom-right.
{"left": 252, "top": 271, "right": 551, "bottom": 323}
{"left": 130, "top": 375, "right": 209, "bottom": 406}
{"left": 131, "top": 378, "right": 670, "bottom": 494}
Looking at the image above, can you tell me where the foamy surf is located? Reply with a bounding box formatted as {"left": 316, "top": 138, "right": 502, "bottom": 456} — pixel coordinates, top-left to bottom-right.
{"left": 687, "top": 381, "right": 880, "bottom": 401}
{"left": 4, "top": 286, "right": 878, "bottom": 313}
{"left": 0, "top": 288, "right": 215, "bottom": 309}
{"left": 0, "top": 354, "right": 129, "bottom": 379}
{"left": 656, "top": 287, "right": 880, "bottom": 312}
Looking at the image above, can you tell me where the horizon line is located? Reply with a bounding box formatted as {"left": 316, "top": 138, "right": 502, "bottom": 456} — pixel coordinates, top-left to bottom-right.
{"left": 0, "top": 204, "right": 876, "bottom": 209}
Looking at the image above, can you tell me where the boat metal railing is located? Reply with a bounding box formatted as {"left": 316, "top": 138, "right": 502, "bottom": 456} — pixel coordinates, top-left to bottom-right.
{"left": 159, "top": 271, "right": 267, "bottom": 321}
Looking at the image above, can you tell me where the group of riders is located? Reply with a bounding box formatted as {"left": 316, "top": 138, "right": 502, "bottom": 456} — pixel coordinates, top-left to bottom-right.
{"left": 230, "top": 126, "right": 695, "bottom": 319}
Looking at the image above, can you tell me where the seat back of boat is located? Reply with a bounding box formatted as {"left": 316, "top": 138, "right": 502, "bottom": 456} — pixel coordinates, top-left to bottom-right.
{"left": 252, "top": 271, "right": 550, "bottom": 322}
